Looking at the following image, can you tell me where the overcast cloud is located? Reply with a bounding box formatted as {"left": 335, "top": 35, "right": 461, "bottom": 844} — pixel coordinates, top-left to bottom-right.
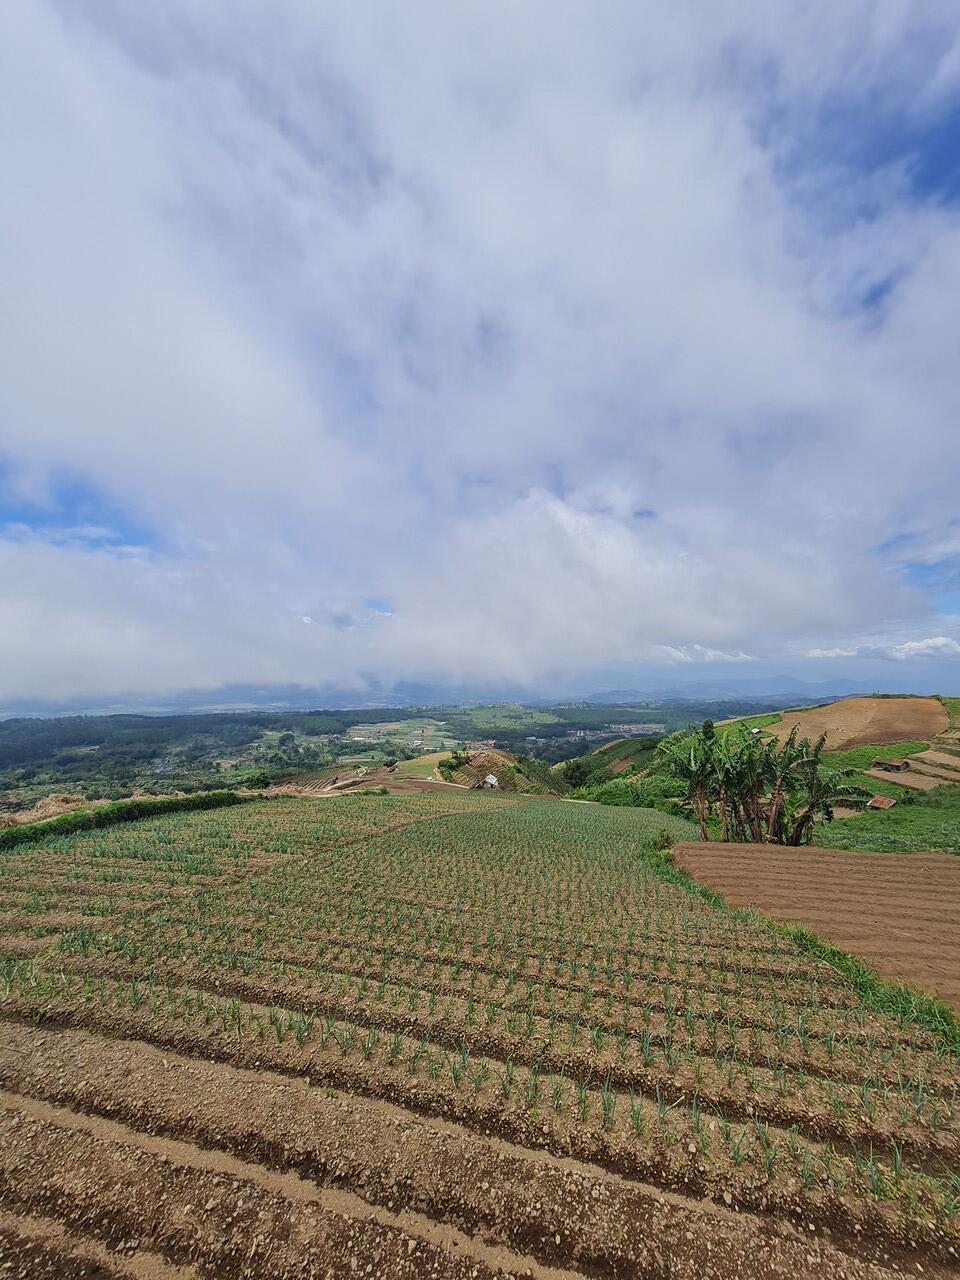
{"left": 2, "top": 2, "right": 960, "bottom": 703}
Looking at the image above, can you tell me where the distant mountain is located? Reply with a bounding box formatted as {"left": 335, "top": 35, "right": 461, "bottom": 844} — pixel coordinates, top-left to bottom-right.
{"left": 0, "top": 673, "right": 905, "bottom": 719}
{"left": 582, "top": 676, "right": 875, "bottom": 704}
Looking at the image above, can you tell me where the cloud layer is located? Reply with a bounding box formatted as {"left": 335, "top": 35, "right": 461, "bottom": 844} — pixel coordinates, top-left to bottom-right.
{"left": 2, "top": 3, "right": 960, "bottom": 701}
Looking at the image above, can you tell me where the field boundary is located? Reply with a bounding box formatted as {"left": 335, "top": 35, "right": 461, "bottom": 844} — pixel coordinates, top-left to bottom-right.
{"left": 0, "top": 790, "right": 249, "bottom": 851}
{"left": 655, "top": 848, "right": 960, "bottom": 1054}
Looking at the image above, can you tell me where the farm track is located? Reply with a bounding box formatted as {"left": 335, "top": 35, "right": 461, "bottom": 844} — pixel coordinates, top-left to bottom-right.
{"left": 0, "top": 1019, "right": 947, "bottom": 1280}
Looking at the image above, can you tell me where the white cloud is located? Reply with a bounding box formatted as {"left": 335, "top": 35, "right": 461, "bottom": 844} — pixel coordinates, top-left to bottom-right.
{"left": 805, "top": 637, "right": 960, "bottom": 662}
{"left": 887, "top": 637, "right": 960, "bottom": 660}
{"left": 1, "top": 3, "right": 960, "bottom": 700}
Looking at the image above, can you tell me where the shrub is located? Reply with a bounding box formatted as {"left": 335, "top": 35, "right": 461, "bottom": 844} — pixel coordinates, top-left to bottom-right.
{"left": 0, "top": 791, "right": 247, "bottom": 851}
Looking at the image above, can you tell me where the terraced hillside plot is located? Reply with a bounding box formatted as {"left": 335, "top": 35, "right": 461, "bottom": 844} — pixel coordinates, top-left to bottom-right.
{"left": 767, "top": 696, "right": 948, "bottom": 751}
{"left": 1, "top": 795, "right": 960, "bottom": 1278}
{"left": 675, "top": 842, "right": 960, "bottom": 1011}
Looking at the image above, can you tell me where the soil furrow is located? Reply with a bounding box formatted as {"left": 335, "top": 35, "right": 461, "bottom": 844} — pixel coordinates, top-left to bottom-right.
{"left": 41, "top": 958, "right": 957, "bottom": 1163}
{"left": 1, "top": 991, "right": 957, "bottom": 1258}
{"left": 0, "top": 1208, "right": 195, "bottom": 1279}
{"left": 0, "top": 1023, "right": 938, "bottom": 1280}
{"left": 0, "top": 1094, "right": 521, "bottom": 1280}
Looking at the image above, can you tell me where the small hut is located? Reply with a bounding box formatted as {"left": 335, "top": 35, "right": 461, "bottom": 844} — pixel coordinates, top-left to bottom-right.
{"left": 866, "top": 794, "right": 897, "bottom": 810}
{"left": 480, "top": 774, "right": 499, "bottom": 789}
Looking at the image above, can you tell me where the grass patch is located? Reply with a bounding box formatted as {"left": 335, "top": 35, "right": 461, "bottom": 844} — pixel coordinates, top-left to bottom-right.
{"left": 0, "top": 791, "right": 248, "bottom": 851}
{"left": 814, "top": 784, "right": 960, "bottom": 853}
{"left": 822, "top": 740, "right": 929, "bottom": 772}
{"left": 715, "top": 711, "right": 782, "bottom": 736}
{"left": 395, "top": 751, "right": 450, "bottom": 779}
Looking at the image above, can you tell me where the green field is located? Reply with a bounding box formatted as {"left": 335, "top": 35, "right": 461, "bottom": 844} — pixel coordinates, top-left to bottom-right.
{"left": 716, "top": 711, "right": 783, "bottom": 735}
{"left": 815, "top": 783, "right": 960, "bottom": 853}
{"left": 395, "top": 750, "right": 450, "bottom": 778}
{"left": 347, "top": 717, "right": 455, "bottom": 744}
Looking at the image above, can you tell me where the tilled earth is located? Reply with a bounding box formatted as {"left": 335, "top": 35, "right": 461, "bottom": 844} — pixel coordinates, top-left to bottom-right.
{"left": 1, "top": 796, "right": 959, "bottom": 1278}
{"left": 675, "top": 842, "right": 960, "bottom": 1012}
{"left": 0, "top": 1023, "right": 925, "bottom": 1280}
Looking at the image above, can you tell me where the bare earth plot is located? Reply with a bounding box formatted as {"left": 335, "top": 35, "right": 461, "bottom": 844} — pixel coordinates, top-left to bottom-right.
{"left": 1, "top": 796, "right": 959, "bottom": 1278}
{"left": 675, "top": 842, "right": 960, "bottom": 1011}
{"left": 768, "top": 696, "right": 948, "bottom": 751}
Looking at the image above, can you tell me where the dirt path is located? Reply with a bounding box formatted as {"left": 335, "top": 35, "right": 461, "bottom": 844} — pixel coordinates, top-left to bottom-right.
{"left": 675, "top": 842, "right": 960, "bottom": 1010}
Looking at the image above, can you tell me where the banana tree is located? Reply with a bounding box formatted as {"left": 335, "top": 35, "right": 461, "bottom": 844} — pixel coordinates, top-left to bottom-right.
{"left": 657, "top": 733, "right": 715, "bottom": 840}
{"left": 785, "top": 734, "right": 868, "bottom": 844}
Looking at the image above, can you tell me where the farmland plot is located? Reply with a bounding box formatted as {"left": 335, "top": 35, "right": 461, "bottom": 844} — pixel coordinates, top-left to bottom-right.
{"left": 0, "top": 795, "right": 959, "bottom": 1278}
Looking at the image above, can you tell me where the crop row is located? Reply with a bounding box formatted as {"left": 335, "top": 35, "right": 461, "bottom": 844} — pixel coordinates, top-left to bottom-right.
{"left": 2, "top": 963, "right": 959, "bottom": 1254}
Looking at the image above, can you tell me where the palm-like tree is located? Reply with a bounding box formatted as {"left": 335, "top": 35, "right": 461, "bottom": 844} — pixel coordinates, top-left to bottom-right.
{"left": 657, "top": 734, "right": 714, "bottom": 840}
{"left": 656, "top": 721, "right": 868, "bottom": 845}
{"left": 784, "top": 733, "right": 867, "bottom": 844}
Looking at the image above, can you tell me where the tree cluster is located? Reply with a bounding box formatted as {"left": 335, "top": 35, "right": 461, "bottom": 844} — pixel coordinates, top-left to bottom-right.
{"left": 657, "top": 720, "right": 867, "bottom": 845}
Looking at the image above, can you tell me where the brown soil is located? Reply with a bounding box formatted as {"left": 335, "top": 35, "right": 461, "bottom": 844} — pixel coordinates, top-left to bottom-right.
{"left": 0, "top": 1021, "right": 918, "bottom": 1280}
{"left": 607, "top": 757, "right": 636, "bottom": 775}
{"left": 914, "top": 750, "right": 960, "bottom": 776}
{"left": 767, "top": 696, "right": 948, "bottom": 750}
{"left": 863, "top": 768, "right": 941, "bottom": 791}
{"left": 675, "top": 842, "right": 960, "bottom": 1011}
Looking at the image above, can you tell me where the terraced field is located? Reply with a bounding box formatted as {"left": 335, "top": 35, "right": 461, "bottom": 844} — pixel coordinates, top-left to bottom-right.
{"left": 1, "top": 794, "right": 959, "bottom": 1278}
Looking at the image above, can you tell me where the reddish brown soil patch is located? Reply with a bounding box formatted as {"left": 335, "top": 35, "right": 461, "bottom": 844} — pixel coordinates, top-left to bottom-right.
{"left": 675, "top": 842, "right": 960, "bottom": 1011}
{"left": 768, "top": 696, "right": 947, "bottom": 751}
{"left": 607, "top": 756, "right": 636, "bottom": 774}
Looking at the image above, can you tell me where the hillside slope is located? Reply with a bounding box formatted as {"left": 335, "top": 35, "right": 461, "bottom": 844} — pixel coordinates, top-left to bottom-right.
{"left": 764, "top": 695, "right": 947, "bottom": 751}
{"left": 451, "top": 749, "right": 568, "bottom": 795}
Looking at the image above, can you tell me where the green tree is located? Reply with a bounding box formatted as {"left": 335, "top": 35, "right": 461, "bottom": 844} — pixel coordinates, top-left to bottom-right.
{"left": 657, "top": 723, "right": 866, "bottom": 845}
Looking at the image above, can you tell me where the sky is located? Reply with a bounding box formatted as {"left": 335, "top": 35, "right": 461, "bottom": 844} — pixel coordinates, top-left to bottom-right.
{"left": 3, "top": 2, "right": 960, "bottom": 708}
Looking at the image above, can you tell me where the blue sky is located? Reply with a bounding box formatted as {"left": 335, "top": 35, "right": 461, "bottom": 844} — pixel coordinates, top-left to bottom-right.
{"left": 2, "top": 2, "right": 960, "bottom": 705}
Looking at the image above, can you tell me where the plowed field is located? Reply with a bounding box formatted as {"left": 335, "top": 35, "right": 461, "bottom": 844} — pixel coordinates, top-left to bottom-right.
{"left": 675, "top": 842, "right": 960, "bottom": 1012}
{"left": 767, "top": 696, "right": 948, "bottom": 750}
{"left": 1, "top": 794, "right": 959, "bottom": 1278}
